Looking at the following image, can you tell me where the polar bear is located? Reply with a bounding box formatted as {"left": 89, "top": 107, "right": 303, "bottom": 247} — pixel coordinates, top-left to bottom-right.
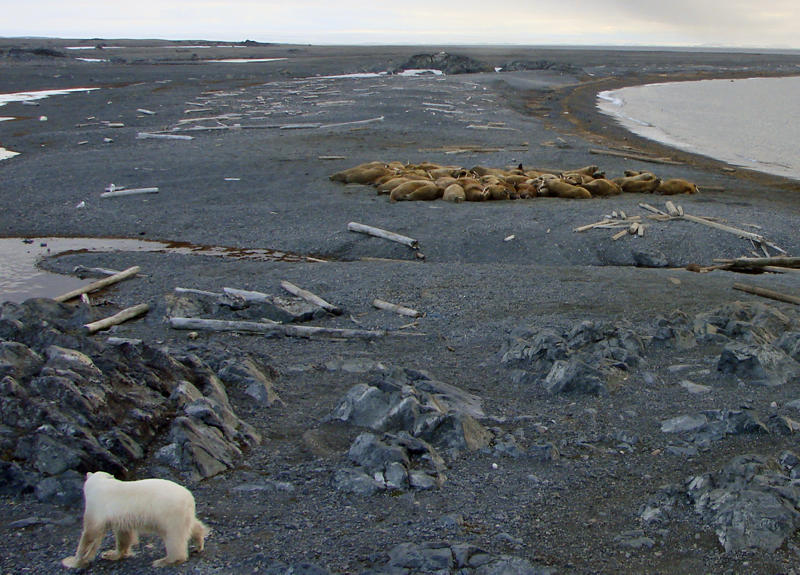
{"left": 62, "top": 471, "right": 209, "bottom": 569}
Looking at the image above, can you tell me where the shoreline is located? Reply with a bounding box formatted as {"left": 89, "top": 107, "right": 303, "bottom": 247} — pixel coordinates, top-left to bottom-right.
{"left": 557, "top": 69, "right": 800, "bottom": 192}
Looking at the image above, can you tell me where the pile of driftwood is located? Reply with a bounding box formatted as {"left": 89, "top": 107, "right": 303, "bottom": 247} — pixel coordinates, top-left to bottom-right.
{"left": 330, "top": 161, "right": 699, "bottom": 201}
{"left": 54, "top": 266, "right": 149, "bottom": 334}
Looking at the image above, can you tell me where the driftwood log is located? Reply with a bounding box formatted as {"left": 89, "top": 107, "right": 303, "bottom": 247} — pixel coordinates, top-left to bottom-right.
{"left": 84, "top": 303, "right": 150, "bottom": 334}
{"left": 372, "top": 298, "right": 422, "bottom": 318}
{"left": 732, "top": 283, "right": 800, "bottom": 305}
{"left": 280, "top": 280, "right": 343, "bottom": 315}
{"left": 347, "top": 222, "right": 419, "bottom": 249}
{"left": 714, "top": 256, "right": 800, "bottom": 273}
{"left": 169, "top": 317, "right": 424, "bottom": 339}
{"left": 54, "top": 266, "right": 141, "bottom": 302}
{"left": 100, "top": 187, "right": 159, "bottom": 198}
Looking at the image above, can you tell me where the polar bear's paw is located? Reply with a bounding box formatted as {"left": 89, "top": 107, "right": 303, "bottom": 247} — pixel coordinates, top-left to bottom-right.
{"left": 61, "top": 555, "right": 84, "bottom": 569}
{"left": 101, "top": 549, "right": 134, "bottom": 561}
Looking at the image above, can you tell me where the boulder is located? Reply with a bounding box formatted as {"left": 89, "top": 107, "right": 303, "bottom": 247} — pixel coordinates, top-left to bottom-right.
{"left": 542, "top": 358, "right": 606, "bottom": 395}
{"left": 687, "top": 454, "right": 800, "bottom": 552}
{"left": 328, "top": 370, "right": 490, "bottom": 461}
{"left": 0, "top": 341, "right": 44, "bottom": 379}
{"left": 717, "top": 342, "right": 800, "bottom": 386}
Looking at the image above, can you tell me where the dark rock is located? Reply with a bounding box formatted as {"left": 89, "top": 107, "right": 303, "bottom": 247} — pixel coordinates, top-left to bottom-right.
{"left": 542, "top": 358, "right": 606, "bottom": 395}
{"left": 34, "top": 470, "right": 84, "bottom": 505}
{"left": 661, "top": 414, "right": 708, "bottom": 434}
{"left": 614, "top": 530, "right": 655, "bottom": 549}
{"left": 394, "top": 52, "right": 492, "bottom": 74}
{"left": 331, "top": 468, "right": 383, "bottom": 495}
{"left": 527, "top": 443, "right": 559, "bottom": 462}
{"left": 0, "top": 460, "right": 36, "bottom": 494}
{"left": 218, "top": 356, "right": 282, "bottom": 406}
{"left": 717, "top": 342, "right": 800, "bottom": 386}
{"left": 387, "top": 542, "right": 453, "bottom": 571}
{"left": 0, "top": 341, "right": 44, "bottom": 379}
{"left": 328, "top": 372, "right": 490, "bottom": 460}
{"left": 349, "top": 432, "right": 410, "bottom": 474}
{"left": 776, "top": 331, "right": 800, "bottom": 361}
{"left": 161, "top": 416, "right": 244, "bottom": 481}
{"left": 686, "top": 453, "right": 800, "bottom": 552}
{"left": 632, "top": 247, "right": 669, "bottom": 268}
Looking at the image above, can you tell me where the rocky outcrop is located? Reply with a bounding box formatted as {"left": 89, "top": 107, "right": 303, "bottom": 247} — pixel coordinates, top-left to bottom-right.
{"left": 328, "top": 368, "right": 492, "bottom": 492}
{"left": 394, "top": 52, "right": 493, "bottom": 75}
{"left": 502, "top": 302, "right": 800, "bottom": 394}
{"left": 643, "top": 453, "right": 800, "bottom": 553}
{"left": 0, "top": 299, "right": 266, "bottom": 502}
{"left": 499, "top": 320, "right": 644, "bottom": 394}
{"left": 368, "top": 541, "right": 556, "bottom": 574}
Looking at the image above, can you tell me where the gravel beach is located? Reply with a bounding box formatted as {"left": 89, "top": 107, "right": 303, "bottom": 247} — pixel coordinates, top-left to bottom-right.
{"left": 1, "top": 39, "right": 800, "bottom": 574}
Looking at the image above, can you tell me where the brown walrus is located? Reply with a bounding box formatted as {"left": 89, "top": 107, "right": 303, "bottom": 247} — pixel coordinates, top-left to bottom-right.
{"left": 485, "top": 184, "right": 510, "bottom": 201}
{"left": 389, "top": 180, "right": 434, "bottom": 201}
{"left": 656, "top": 179, "right": 699, "bottom": 195}
{"left": 405, "top": 183, "right": 443, "bottom": 201}
{"left": 330, "top": 162, "right": 390, "bottom": 184}
{"left": 442, "top": 183, "right": 466, "bottom": 202}
{"left": 464, "top": 186, "right": 489, "bottom": 201}
{"left": 580, "top": 178, "right": 622, "bottom": 197}
{"left": 613, "top": 174, "right": 661, "bottom": 193}
{"left": 539, "top": 179, "right": 592, "bottom": 199}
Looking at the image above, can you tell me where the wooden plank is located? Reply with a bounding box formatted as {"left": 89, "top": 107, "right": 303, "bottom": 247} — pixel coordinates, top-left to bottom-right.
{"left": 732, "top": 283, "right": 800, "bottom": 305}
{"left": 347, "top": 222, "right": 419, "bottom": 249}
{"left": 54, "top": 266, "right": 141, "bottom": 302}
{"left": 84, "top": 303, "right": 149, "bottom": 334}
{"left": 281, "top": 280, "right": 343, "bottom": 315}
{"left": 372, "top": 298, "right": 422, "bottom": 318}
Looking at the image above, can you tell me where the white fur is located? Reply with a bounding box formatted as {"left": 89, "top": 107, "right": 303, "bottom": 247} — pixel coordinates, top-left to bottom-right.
{"left": 62, "top": 471, "right": 209, "bottom": 569}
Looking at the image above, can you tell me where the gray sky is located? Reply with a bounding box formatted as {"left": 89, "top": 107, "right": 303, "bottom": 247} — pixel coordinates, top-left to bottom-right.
{"left": 3, "top": 0, "right": 800, "bottom": 48}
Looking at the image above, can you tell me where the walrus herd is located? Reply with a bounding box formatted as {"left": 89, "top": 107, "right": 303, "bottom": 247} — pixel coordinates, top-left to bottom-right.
{"left": 330, "top": 161, "right": 699, "bottom": 202}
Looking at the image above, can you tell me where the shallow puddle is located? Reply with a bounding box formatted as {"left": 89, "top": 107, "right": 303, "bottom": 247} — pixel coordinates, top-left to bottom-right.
{"left": 0, "top": 237, "right": 324, "bottom": 304}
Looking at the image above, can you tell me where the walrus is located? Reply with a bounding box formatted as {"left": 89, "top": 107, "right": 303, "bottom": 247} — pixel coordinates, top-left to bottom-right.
{"left": 434, "top": 176, "right": 458, "bottom": 189}
{"left": 561, "top": 172, "right": 594, "bottom": 185}
{"left": 471, "top": 165, "right": 509, "bottom": 177}
{"left": 580, "top": 178, "right": 622, "bottom": 197}
{"left": 464, "top": 186, "right": 489, "bottom": 201}
{"left": 442, "top": 183, "right": 466, "bottom": 203}
{"left": 613, "top": 174, "right": 661, "bottom": 193}
{"left": 405, "top": 183, "right": 443, "bottom": 201}
{"left": 329, "top": 162, "right": 389, "bottom": 184}
{"left": 428, "top": 167, "right": 460, "bottom": 179}
{"left": 485, "top": 184, "right": 510, "bottom": 201}
{"left": 656, "top": 179, "right": 699, "bottom": 195}
{"left": 515, "top": 182, "right": 536, "bottom": 198}
{"left": 539, "top": 179, "right": 592, "bottom": 199}
{"left": 376, "top": 177, "right": 413, "bottom": 194}
{"left": 572, "top": 165, "right": 601, "bottom": 177}
{"left": 503, "top": 174, "right": 530, "bottom": 186}
{"left": 389, "top": 180, "right": 434, "bottom": 201}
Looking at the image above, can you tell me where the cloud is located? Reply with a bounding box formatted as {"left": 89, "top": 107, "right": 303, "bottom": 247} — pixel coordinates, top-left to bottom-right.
{"left": 2, "top": 0, "right": 799, "bottom": 48}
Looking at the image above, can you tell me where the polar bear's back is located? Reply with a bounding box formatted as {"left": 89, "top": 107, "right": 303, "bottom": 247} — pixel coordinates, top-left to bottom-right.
{"left": 84, "top": 473, "right": 197, "bottom": 531}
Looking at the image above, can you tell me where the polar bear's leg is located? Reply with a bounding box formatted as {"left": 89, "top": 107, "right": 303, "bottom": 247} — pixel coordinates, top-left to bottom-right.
{"left": 152, "top": 531, "right": 189, "bottom": 567}
{"left": 190, "top": 520, "right": 209, "bottom": 552}
{"left": 101, "top": 528, "right": 138, "bottom": 560}
{"left": 61, "top": 519, "right": 105, "bottom": 568}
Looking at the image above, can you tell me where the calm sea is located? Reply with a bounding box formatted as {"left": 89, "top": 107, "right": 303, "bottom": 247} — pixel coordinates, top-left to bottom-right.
{"left": 597, "top": 76, "right": 800, "bottom": 181}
